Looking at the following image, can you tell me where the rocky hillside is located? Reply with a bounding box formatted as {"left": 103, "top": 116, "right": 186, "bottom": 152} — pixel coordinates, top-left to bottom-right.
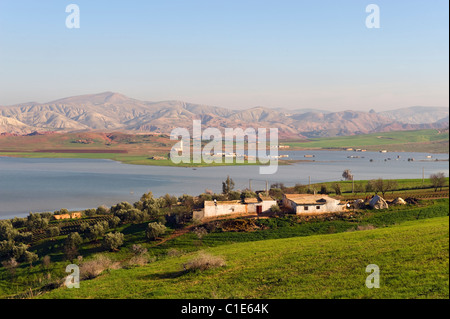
{"left": 0, "top": 92, "right": 448, "bottom": 138}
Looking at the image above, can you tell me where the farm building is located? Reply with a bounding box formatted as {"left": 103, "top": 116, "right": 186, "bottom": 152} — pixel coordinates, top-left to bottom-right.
{"left": 193, "top": 194, "right": 277, "bottom": 220}
{"left": 282, "top": 194, "right": 346, "bottom": 215}
{"left": 54, "top": 212, "right": 82, "bottom": 220}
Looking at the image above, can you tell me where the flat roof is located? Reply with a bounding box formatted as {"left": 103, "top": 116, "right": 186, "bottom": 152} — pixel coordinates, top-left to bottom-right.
{"left": 258, "top": 195, "right": 275, "bottom": 201}
{"left": 204, "top": 200, "right": 242, "bottom": 206}
{"left": 284, "top": 194, "right": 338, "bottom": 205}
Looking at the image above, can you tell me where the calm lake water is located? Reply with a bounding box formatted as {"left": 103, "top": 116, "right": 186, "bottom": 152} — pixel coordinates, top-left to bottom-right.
{"left": 0, "top": 150, "right": 448, "bottom": 219}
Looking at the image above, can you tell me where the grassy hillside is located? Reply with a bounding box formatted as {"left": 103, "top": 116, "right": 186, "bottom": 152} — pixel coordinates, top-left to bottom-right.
{"left": 39, "top": 217, "right": 449, "bottom": 299}
{"left": 284, "top": 129, "right": 449, "bottom": 153}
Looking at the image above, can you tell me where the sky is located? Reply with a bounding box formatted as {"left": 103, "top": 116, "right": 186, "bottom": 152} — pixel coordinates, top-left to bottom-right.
{"left": 0, "top": 0, "right": 448, "bottom": 111}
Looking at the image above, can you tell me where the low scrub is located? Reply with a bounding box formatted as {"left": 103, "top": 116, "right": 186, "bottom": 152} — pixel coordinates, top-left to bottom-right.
{"left": 79, "top": 255, "right": 120, "bottom": 280}
{"left": 183, "top": 251, "right": 226, "bottom": 272}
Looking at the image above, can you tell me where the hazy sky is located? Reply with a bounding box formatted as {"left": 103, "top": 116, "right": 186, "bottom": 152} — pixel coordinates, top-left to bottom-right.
{"left": 0, "top": 0, "right": 448, "bottom": 111}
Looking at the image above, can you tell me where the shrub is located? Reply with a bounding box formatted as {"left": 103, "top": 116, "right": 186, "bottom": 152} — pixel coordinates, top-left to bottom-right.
{"left": 46, "top": 226, "right": 60, "bottom": 240}
{"left": 42, "top": 255, "right": 51, "bottom": 269}
{"left": 0, "top": 220, "right": 18, "bottom": 241}
{"left": 356, "top": 224, "right": 377, "bottom": 231}
{"left": 167, "top": 248, "right": 184, "bottom": 257}
{"left": 83, "top": 208, "right": 97, "bottom": 217}
{"left": 332, "top": 183, "right": 342, "bottom": 195}
{"left": 294, "top": 184, "right": 307, "bottom": 194}
{"left": 192, "top": 227, "right": 208, "bottom": 239}
{"left": 26, "top": 213, "right": 49, "bottom": 231}
{"left": 102, "top": 232, "right": 124, "bottom": 251}
{"left": 65, "top": 232, "right": 83, "bottom": 248}
{"left": 319, "top": 184, "right": 329, "bottom": 195}
{"left": 1, "top": 258, "right": 18, "bottom": 278}
{"left": 10, "top": 217, "right": 26, "bottom": 229}
{"left": 270, "top": 204, "right": 281, "bottom": 213}
{"left": 108, "top": 216, "right": 121, "bottom": 229}
{"left": 86, "top": 222, "right": 108, "bottom": 241}
{"left": 183, "top": 252, "right": 226, "bottom": 272}
{"left": 130, "top": 244, "right": 148, "bottom": 256}
{"left": 24, "top": 251, "right": 39, "bottom": 267}
{"left": 79, "top": 255, "right": 119, "bottom": 280}
{"left": 145, "top": 222, "right": 167, "bottom": 241}
{"left": 96, "top": 205, "right": 110, "bottom": 215}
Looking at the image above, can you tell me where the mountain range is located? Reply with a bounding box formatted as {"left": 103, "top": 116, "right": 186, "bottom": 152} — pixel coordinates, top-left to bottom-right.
{"left": 0, "top": 92, "right": 448, "bottom": 138}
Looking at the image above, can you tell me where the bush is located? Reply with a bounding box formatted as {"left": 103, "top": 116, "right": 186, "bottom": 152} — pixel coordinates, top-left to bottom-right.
{"left": 130, "top": 244, "right": 148, "bottom": 256}
{"left": 270, "top": 204, "right": 281, "bottom": 213}
{"left": 83, "top": 208, "right": 97, "bottom": 217}
{"left": 65, "top": 232, "right": 83, "bottom": 248}
{"left": 183, "top": 252, "right": 226, "bottom": 272}
{"left": 192, "top": 227, "right": 208, "bottom": 239}
{"left": 86, "top": 222, "right": 108, "bottom": 241}
{"left": 108, "top": 216, "right": 121, "bottom": 229}
{"left": 127, "top": 244, "right": 150, "bottom": 267}
{"left": 26, "top": 213, "right": 49, "bottom": 231}
{"left": 1, "top": 258, "right": 18, "bottom": 278}
{"left": 0, "top": 220, "right": 18, "bottom": 241}
{"left": 319, "top": 184, "right": 329, "bottom": 195}
{"left": 46, "top": 226, "right": 60, "bottom": 240}
{"left": 79, "top": 255, "right": 120, "bottom": 280}
{"left": 23, "top": 251, "right": 38, "bottom": 267}
{"left": 145, "top": 222, "right": 166, "bottom": 241}
{"left": 102, "top": 232, "right": 124, "bottom": 251}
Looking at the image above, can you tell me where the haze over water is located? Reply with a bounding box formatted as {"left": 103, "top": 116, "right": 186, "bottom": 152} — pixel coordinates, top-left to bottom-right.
{"left": 0, "top": 150, "right": 448, "bottom": 219}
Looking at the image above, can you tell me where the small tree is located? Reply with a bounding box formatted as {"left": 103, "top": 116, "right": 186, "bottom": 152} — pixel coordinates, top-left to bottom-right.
{"left": 66, "top": 232, "right": 83, "bottom": 248}
{"left": 145, "top": 222, "right": 167, "bottom": 241}
{"left": 430, "top": 172, "right": 446, "bottom": 192}
{"left": 354, "top": 182, "right": 364, "bottom": 194}
{"left": 64, "top": 232, "right": 83, "bottom": 261}
{"left": 46, "top": 226, "right": 60, "bottom": 241}
{"left": 162, "top": 194, "right": 178, "bottom": 211}
{"left": 386, "top": 180, "right": 398, "bottom": 194}
{"left": 24, "top": 251, "right": 38, "bottom": 268}
{"left": 108, "top": 216, "right": 121, "bottom": 230}
{"left": 319, "top": 184, "right": 329, "bottom": 195}
{"left": 342, "top": 169, "right": 354, "bottom": 181}
{"left": 365, "top": 180, "right": 375, "bottom": 194}
{"left": 372, "top": 178, "right": 397, "bottom": 197}
{"left": 222, "top": 176, "right": 235, "bottom": 195}
{"left": 102, "top": 232, "right": 124, "bottom": 251}
{"left": 86, "top": 223, "right": 107, "bottom": 242}
{"left": 332, "top": 183, "right": 342, "bottom": 195}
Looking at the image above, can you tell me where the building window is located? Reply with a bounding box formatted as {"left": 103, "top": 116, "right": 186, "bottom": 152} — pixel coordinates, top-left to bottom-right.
{"left": 316, "top": 206, "right": 320, "bottom": 210}
{"left": 304, "top": 206, "right": 309, "bottom": 210}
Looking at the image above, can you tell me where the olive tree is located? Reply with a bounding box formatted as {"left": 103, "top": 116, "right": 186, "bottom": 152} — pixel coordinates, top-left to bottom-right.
{"left": 102, "top": 232, "right": 124, "bottom": 251}
{"left": 145, "top": 222, "right": 167, "bottom": 241}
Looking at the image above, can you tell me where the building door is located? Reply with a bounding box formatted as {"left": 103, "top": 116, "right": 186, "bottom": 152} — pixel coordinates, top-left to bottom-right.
{"left": 256, "top": 205, "right": 263, "bottom": 214}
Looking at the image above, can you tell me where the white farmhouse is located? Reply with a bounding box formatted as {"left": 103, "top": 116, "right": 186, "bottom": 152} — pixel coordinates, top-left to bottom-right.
{"left": 282, "top": 194, "right": 346, "bottom": 215}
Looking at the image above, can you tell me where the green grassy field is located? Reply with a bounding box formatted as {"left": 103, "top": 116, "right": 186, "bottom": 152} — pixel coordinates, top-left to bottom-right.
{"left": 39, "top": 216, "right": 449, "bottom": 299}
{"left": 284, "top": 129, "right": 449, "bottom": 153}
{"left": 1, "top": 195, "right": 448, "bottom": 299}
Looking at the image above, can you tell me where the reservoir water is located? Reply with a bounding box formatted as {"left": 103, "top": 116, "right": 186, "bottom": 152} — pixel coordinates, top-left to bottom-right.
{"left": 0, "top": 150, "right": 448, "bottom": 219}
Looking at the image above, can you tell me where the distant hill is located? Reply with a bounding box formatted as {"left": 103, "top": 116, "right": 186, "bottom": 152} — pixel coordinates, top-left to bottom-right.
{"left": 380, "top": 106, "right": 449, "bottom": 124}
{"left": 0, "top": 92, "right": 448, "bottom": 138}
